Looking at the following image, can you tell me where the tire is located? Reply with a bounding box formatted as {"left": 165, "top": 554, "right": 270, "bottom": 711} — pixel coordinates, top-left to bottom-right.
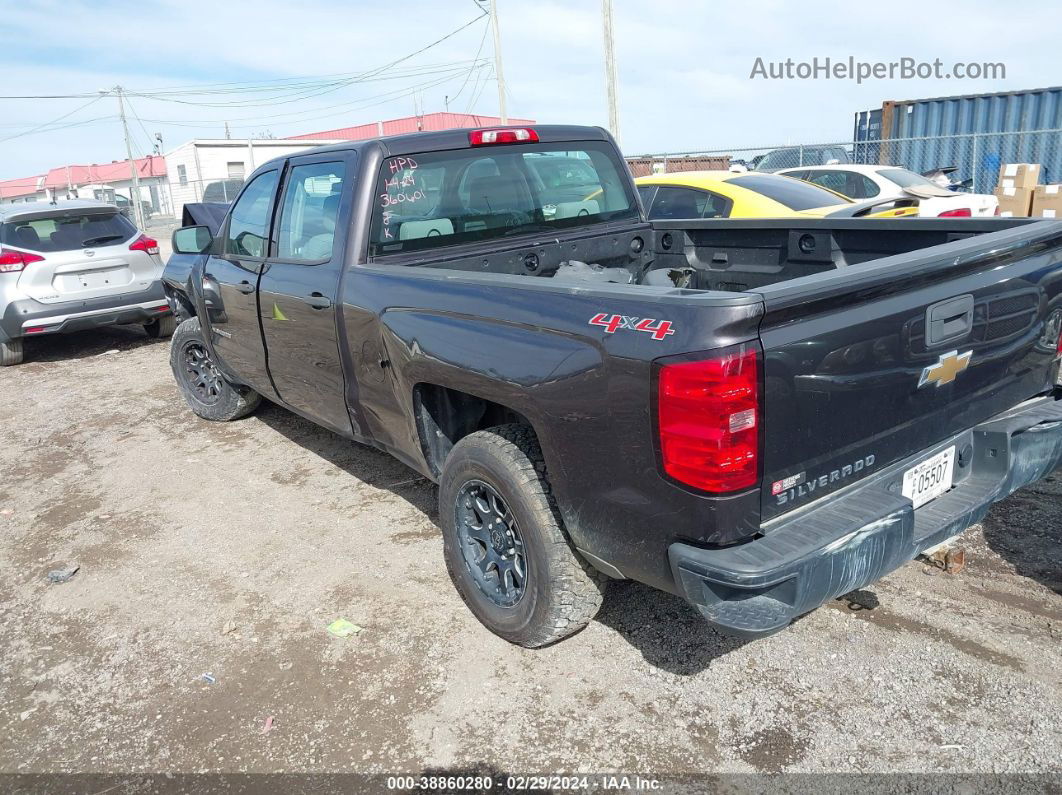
{"left": 169, "top": 317, "right": 260, "bottom": 422}
{"left": 439, "top": 424, "right": 605, "bottom": 647}
{"left": 0, "top": 337, "right": 24, "bottom": 367}
{"left": 145, "top": 314, "right": 177, "bottom": 339}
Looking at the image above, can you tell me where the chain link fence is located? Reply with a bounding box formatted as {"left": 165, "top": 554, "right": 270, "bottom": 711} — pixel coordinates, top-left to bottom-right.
{"left": 630, "top": 129, "right": 1062, "bottom": 194}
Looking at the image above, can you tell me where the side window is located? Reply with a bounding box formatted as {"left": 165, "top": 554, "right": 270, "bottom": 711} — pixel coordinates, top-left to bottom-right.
{"left": 224, "top": 170, "right": 279, "bottom": 258}
{"left": 648, "top": 187, "right": 708, "bottom": 220}
{"left": 854, "top": 173, "right": 880, "bottom": 198}
{"left": 805, "top": 171, "right": 849, "bottom": 197}
{"left": 835, "top": 171, "right": 867, "bottom": 199}
{"left": 636, "top": 185, "right": 656, "bottom": 211}
{"left": 276, "top": 161, "right": 346, "bottom": 262}
{"left": 700, "top": 190, "right": 732, "bottom": 218}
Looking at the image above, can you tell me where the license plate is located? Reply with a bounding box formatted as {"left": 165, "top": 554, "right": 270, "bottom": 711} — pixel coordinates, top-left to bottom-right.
{"left": 902, "top": 446, "right": 955, "bottom": 509}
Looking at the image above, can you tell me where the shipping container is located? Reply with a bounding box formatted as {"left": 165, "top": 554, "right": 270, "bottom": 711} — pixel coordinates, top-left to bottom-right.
{"left": 852, "top": 107, "right": 883, "bottom": 165}
{"left": 853, "top": 87, "right": 1062, "bottom": 192}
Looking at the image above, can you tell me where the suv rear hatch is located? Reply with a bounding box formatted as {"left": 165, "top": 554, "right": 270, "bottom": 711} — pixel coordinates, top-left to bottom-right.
{"left": 1, "top": 207, "right": 159, "bottom": 305}
{"left": 755, "top": 221, "right": 1062, "bottom": 522}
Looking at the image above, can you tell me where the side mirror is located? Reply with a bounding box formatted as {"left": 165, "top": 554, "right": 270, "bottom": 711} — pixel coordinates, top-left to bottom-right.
{"left": 172, "top": 225, "right": 213, "bottom": 255}
{"left": 826, "top": 158, "right": 841, "bottom": 165}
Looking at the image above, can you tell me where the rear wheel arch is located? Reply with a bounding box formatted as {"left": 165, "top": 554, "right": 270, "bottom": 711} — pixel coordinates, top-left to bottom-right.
{"left": 412, "top": 382, "right": 539, "bottom": 478}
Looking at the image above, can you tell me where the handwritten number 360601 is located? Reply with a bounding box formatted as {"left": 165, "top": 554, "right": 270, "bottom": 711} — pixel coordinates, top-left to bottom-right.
{"left": 379, "top": 190, "right": 426, "bottom": 208}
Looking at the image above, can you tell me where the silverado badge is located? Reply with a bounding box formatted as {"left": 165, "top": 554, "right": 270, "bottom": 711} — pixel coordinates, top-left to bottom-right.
{"left": 918, "top": 350, "right": 973, "bottom": 388}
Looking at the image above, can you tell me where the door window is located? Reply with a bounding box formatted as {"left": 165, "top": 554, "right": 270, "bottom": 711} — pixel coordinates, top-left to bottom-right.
{"left": 224, "top": 170, "right": 278, "bottom": 258}
{"left": 647, "top": 186, "right": 732, "bottom": 219}
{"left": 276, "top": 162, "right": 346, "bottom": 262}
{"left": 804, "top": 171, "right": 849, "bottom": 196}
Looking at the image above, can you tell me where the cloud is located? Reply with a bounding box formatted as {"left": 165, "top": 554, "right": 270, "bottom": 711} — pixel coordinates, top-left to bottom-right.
{"left": 0, "top": 0, "right": 1059, "bottom": 175}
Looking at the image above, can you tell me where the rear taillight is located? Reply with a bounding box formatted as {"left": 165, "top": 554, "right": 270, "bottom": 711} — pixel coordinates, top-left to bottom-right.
{"left": 657, "top": 344, "right": 760, "bottom": 493}
{"left": 469, "top": 127, "right": 539, "bottom": 146}
{"left": 0, "top": 248, "right": 45, "bottom": 273}
{"left": 994, "top": 206, "right": 1002, "bottom": 216}
{"left": 129, "top": 235, "right": 160, "bottom": 255}
{"left": 937, "top": 207, "right": 972, "bottom": 218}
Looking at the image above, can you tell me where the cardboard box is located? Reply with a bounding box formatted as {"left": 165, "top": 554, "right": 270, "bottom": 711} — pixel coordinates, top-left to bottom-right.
{"left": 998, "top": 162, "right": 1042, "bottom": 191}
{"left": 1031, "top": 184, "right": 1062, "bottom": 218}
{"left": 994, "top": 185, "right": 1035, "bottom": 217}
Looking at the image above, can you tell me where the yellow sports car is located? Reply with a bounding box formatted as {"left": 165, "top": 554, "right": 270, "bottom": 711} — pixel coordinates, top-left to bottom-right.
{"left": 634, "top": 170, "right": 918, "bottom": 219}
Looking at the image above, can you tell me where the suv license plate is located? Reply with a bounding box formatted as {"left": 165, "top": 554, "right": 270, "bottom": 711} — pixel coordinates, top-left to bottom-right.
{"left": 902, "top": 446, "right": 955, "bottom": 509}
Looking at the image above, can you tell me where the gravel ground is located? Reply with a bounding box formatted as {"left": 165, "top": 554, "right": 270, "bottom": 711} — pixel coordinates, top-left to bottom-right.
{"left": 0, "top": 327, "right": 1060, "bottom": 783}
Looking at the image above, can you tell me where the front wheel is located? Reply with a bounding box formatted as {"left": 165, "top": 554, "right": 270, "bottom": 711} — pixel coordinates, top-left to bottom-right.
{"left": 439, "top": 424, "right": 605, "bottom": 647}
{"left": 169, "top": 317, "right": 260, "bottom": 422}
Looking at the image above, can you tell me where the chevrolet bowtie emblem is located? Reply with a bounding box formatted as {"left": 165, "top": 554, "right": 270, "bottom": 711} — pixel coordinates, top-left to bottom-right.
{"left": 919, "top": 350, "right": 973, "bottom": 388}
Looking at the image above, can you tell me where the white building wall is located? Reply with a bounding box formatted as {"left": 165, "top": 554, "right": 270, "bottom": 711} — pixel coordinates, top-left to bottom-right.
{"left": 164, "top": 139, "right": 343, "bottom": 218}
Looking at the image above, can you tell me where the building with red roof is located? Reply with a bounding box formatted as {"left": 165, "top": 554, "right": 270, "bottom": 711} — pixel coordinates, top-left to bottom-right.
{"left": 287, "top": 112, "right": 535, "bottom": 142}
{"left": 0, "top": 175, "right": 45, "bottom": 202}
{"left": 2, "top": 113, "right": 537, "bottom": 216}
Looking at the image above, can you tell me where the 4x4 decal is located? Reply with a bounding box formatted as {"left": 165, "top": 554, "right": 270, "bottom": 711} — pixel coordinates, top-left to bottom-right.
{"left": 589, "top": 313, "right": 676, "bottom": 340}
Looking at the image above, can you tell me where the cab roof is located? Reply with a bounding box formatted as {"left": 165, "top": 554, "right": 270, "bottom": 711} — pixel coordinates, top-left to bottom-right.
{"left": 299, "top": 124, "right": 613, "bottom": 159}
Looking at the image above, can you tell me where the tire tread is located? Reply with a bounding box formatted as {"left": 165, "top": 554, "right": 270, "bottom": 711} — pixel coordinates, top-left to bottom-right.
{"left": 445, "top": 424, "right": 605, "bottom": 647}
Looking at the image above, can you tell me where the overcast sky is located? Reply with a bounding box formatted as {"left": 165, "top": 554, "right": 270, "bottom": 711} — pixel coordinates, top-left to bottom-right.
{"left": 1, "top": 0, "right": 1059, "bottom": 179}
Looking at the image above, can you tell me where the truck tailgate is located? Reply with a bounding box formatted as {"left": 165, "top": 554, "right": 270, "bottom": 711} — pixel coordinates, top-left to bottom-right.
{"left": 755, "top": 220, "right": 1062, "bottom": 522}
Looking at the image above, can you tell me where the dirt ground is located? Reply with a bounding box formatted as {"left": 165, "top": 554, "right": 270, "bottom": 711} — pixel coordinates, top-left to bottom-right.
{"left": 1, "top": 326, "right": 1060, "bottom": 783}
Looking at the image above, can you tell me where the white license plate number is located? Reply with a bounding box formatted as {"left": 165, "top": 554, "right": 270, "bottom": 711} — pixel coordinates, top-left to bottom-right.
{"left": 902, "top": 446, "right": 955, "bottom": 509}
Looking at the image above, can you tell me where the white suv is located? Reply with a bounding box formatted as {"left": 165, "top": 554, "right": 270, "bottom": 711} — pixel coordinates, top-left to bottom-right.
{"left": 0, "top": 200, "right": 174, "bottom": 365}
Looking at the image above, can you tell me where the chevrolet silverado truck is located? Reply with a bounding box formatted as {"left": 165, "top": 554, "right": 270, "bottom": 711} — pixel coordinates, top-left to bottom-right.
{"left": 162, "top": 125, "right": 1062, "bottom": 647}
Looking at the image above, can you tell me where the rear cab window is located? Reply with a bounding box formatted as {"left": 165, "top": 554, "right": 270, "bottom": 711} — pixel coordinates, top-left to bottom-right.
{"left": 368, "top": 141, "right": 638, "bottom": 258}
{"left": 728, "top": 174, "right": 849, "bottom": 211}
{"left": 1, "top": 211, "right": 136, "bottom": 252}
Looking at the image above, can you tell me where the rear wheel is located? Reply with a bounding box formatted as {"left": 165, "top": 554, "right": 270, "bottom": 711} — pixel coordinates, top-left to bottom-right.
{"left": 169, "top": 317, "right": 260, "bottom": 421}
{"left": 145, "top": 314, "right": 176, "bottom": 339}
{"left": 439, "top": 424, "right": 605, "bottom": 647}
{"left": 0, "top": 338, "right": 24, "bottom": 367}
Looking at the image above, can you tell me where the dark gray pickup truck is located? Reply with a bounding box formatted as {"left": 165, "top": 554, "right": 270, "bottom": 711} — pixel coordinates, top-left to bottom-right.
{"left": 162, "top": 124, "right": 1062, "bottom": 647}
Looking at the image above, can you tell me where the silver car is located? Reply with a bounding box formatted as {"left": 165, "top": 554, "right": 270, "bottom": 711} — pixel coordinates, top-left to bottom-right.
{"left": 0, "top": 200, "right": 174, "bottom": 365}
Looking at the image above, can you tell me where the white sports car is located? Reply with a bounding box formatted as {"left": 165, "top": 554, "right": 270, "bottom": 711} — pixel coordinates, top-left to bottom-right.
{"left": 777, "top": 164, "right": 999, "bottom": 218}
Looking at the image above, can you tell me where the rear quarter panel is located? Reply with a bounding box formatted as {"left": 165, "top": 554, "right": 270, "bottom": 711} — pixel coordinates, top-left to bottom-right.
{"left": 341, "top": 266, "right": 764, "bottom": 592}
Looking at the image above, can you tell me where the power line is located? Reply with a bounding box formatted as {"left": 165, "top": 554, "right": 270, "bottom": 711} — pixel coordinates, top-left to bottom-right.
{"left": 123, "top": 94, "right": 162, "bottom": 155}
{"left": 127, "top": 62, "right": 486, "bottom": 110}
{"left": 467, "top": 65, "right": 493, "bottom": 114}
{"left": 138, "top": 66, "right": 486, "bottom": 132}
{"left": 0, "top": 14, "right": 487, "bottom": 104}
{"left": 0, "top": 96, "right": 105, "bottom": 143}
{"left": 450, "top": 16, "right": 491, "bottom": 105}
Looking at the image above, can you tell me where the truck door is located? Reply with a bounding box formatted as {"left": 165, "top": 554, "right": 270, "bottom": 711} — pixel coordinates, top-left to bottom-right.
{"left": 202, "top": 168, "right": 279, "bottom": 396}
{"left": 257, "top": 153, "right": 354, "bottom": 436}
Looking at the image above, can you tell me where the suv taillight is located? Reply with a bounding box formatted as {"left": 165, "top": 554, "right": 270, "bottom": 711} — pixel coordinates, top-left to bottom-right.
{"left": 0, "top": 248, "right": 45, "bottom": 273}
{"left": 937, "top": 207, "right": 972, "bottom": 217}
{"left": 657, "top": 344, "right": 760, "bottom": 493}
{"left": 129, "top": 235, "right": 160, "bottom": 255}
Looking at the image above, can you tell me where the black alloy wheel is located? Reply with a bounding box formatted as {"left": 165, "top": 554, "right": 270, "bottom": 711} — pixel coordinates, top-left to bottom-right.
{"left": 454, "top": 479, "right": 527, "bottom": 608}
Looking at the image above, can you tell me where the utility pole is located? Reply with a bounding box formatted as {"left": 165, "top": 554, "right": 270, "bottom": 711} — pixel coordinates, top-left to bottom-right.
{"left": 107, "top": 86, "right": 145, "bottom": 230}
{"left": 487, "top": 0, "right": 508, "bottom": 124}
{"left": 602, "top": 0, "right": 621, "bottom": 147}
